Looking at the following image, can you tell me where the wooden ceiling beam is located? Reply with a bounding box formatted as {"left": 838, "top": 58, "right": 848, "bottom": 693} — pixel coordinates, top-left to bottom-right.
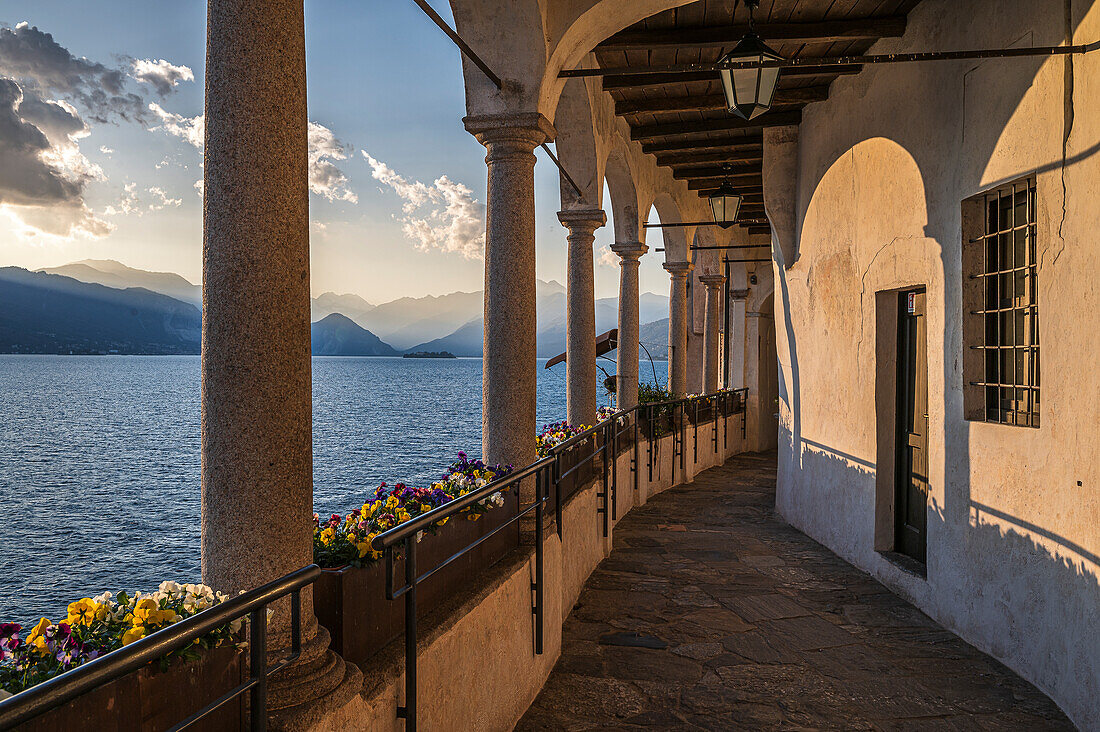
{"left": 601, "top": 65, "right": 861, "bottom": 90}
{"left": 615, "top": 86, "right": 828, "bottom": 116}
{"left": 631, "top": 110, "right": 802, "bottom": 141}
{"left": 642, "top": 137, "right": 762, "bottom": 155}
{"left": 658, "top": 150, "right": 762, "bottom": 167}
{"left": 597, "top": 16, "right": 906, "bottom": 52}
{"left": 698, "top": 189, "right": 764, "bottom": 201}
{"left": 687, "top": 177, "right": 763, "bottom": 190}
{"left": 673, "top": 165, "right": 760, "bottom": 180}
{"left": 670, "top": 161, "right": 760, "bottom": 177}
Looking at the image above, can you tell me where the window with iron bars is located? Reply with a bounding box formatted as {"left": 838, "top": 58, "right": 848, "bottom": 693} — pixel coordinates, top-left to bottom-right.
{"left": 961, "top": 177, "right": 1040, "bottom": 428}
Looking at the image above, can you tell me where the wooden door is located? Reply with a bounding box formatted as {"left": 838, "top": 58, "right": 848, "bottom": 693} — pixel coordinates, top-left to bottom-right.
{"left": 895, "top": 289, "right": 928, "bottom": 563}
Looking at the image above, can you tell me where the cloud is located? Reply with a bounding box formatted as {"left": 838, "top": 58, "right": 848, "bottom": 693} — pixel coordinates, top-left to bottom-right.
{"left": 193, "top": 179, "right": 203, "bottom": 198}
{"left": 0, "top": 22, "right": 197, "bottom": 241}
{"left": 597, "top": 245, "right": 619, "bottom": 268}
{"left": 308, "top": 122, "right": 356, "bottom": 203}
{"left": 148, "top": 102, "right": 203, "bottom": 148}
{"left": 99, "top": 144, "right": 112, "bottom": 155}
{"left": 130, "top": 58, "right": 193, "bottom": 96}
{"left": 103, "top": 181, "right": 140, "bottom": 216}
{"left": 0, "top": 78, "right": 110, "bottom": 238}
{"left": 147, "top": 186, "right": 180, "bottom": 211}
{"left": 0, "top": 22, "right": 146, "bottom": 123}
{"left": 362, "top": 151, "right": 485, "bottom": 259}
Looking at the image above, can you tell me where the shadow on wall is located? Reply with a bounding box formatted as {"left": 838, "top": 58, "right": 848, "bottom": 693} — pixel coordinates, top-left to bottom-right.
{"left": 778, "top": 435, "right": 1100, "bottom": 729}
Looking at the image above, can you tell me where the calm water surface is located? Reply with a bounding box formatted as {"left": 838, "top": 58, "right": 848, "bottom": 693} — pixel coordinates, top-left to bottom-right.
{"left": 0, "top": 355, "right": 666, "bottom": 623}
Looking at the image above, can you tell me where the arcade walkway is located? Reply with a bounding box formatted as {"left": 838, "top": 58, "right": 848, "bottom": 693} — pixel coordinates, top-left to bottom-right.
{"left": 517, "top": 452, "right": 1071, "bottom": 730}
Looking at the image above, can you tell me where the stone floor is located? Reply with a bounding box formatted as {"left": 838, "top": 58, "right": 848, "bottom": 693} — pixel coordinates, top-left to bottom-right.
{"left": 517, "top": 451, "right": 1072, "bottom": 731}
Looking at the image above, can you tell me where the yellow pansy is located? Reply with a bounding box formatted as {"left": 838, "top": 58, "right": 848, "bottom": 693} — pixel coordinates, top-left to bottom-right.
{"left": 319, "top": 527, "right": 336, "bottom": 546}
{"left": 384, "top": 496, "right": 399, "bottom": 509}
{"left": 121, "top": 625, "right": 146, "bottom": 645}
{"left": 66, "top": 598, "right": 103, "bottom": 627}
{"left": 27, "top": 617, "right": 51, "bottom": 653}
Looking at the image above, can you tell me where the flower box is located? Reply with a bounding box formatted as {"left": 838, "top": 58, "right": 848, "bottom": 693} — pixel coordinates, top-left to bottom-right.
{"left": 314, "top": 493, "right": 519, "bottom": 666}
{"left": 12, "top": 645, "right": 244, "bottom": 732}
{"left": 553, "top": 435, "right": 600, "bottom": 502}
{"left": 638, "top": 405, "right": 675, "bottom": 441}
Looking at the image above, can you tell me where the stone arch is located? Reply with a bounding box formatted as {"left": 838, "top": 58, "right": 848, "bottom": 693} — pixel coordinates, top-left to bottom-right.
{"left": 447, "top": 0, "right": 549, "bottom": 116}
{"left": 648, "top": 191, "right": 689, "bottom": 262}
{"left": 603, "top": 136, "right": 641, "bottom": 243}
{"left": 538, "top": 0, "right": 697, "bottom": 118}
{"left": 553, "top": 78, "right": 601, "bottom": 209}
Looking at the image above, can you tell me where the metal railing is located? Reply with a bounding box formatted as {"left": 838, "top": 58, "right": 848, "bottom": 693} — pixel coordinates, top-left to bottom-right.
{"left": 0, "top": 565, "right": 320, "bottom": 732}
{"left": 1, "top": 388, "right": 750, "bottom": 732}
{"left": 370, "top": 387, "right": 748, "bottom": 731}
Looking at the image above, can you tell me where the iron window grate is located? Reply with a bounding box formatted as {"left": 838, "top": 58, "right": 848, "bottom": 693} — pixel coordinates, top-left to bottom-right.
{"left": 968, "top": 178, "right": 1040, "bottom": 428}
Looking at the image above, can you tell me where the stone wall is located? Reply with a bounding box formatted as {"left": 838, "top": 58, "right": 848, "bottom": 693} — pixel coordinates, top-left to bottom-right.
{"left": 770, "top": 1, "right": 1100, "bottom": 727}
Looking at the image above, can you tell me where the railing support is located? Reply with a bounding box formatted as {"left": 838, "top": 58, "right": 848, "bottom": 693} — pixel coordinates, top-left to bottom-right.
{"left": 398, "top": 537, "right": 417, "bottom": 731}
{"left": 533, "top": 467, "right": 545, "bottom": 655}
{"left": 249, "top": 607, "right": 266, "bottom": 732}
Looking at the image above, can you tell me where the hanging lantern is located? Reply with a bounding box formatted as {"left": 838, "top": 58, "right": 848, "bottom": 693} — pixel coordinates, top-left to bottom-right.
{"left": 708, "top": 181, "right": 742, "bottom": 229}
{"left": 717, "top": 0, "right": 783, "bottom": 120}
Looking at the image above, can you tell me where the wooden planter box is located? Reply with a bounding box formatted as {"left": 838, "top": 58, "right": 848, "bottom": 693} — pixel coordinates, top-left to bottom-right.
{"left": 315, "top": 495, "right": 519, "bottom": 666}
{"left": 15, "top": 645, "right": 244, "bottom": 731}
{"left": 638, "top": 406, "right": 674, "bottom": 441}
{"left": 554, "top": 437, "right": 599, "bottom": 502}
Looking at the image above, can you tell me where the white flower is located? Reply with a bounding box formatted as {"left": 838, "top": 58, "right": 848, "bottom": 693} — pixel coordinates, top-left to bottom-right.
{"left": 159, "top": 581, "right": 182, "bottom": 595}
{"left": 92, "top": 591, "right": 113, "bottom": 605}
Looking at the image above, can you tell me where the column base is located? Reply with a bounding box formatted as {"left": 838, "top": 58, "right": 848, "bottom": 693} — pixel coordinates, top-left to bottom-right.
{"left": 267, "top": 624, "right": 365, "bottom": 731}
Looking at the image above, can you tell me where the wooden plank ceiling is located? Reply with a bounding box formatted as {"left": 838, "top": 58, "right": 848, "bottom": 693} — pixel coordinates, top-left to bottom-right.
{"left": 593, "top": 0, "right": 923, "bottom": 233}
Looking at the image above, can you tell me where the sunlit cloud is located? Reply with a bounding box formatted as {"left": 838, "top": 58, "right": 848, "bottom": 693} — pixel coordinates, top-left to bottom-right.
{"left": 361, "top": 151, "right": 484, "bottom": 260}
{"left": 130, "top": 59, "right": 194, "bottom": 96}
{"left": 597, "top": 245, "right": 619, "bottom": 268}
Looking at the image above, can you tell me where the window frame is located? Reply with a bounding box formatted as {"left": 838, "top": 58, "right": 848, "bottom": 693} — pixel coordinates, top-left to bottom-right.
{"left": 960, "top": 177, "right": 1041, "bottom": 429}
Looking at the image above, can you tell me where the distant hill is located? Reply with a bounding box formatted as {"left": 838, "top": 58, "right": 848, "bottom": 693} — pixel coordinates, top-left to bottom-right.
{"left": 410, "top": 290, "right": 671, "bottom": 358}
{"left": 360, "top": 280, "right": 566, "bottom": 351}
{"left": 0, "top": 267, "right": 201, "bottom": 354}
{"left": 310, "top": 313, "right": 398, "bottom": 356}
{"left": 311, "top": 292, "right": 375, "bottom": 326}
{"left": 39, "top": 259, "right": 202, "bottom": 307}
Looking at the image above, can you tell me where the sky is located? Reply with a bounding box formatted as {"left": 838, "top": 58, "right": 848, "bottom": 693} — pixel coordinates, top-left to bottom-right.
{"left": 0, "top": 1, "right": 672, "bottom": 304}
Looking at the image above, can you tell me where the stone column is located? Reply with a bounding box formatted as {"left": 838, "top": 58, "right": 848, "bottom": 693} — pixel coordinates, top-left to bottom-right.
{"left": 728, "top": 288, "right": 749, "bottom": 389}
{"left": 465, "top": 113, "right": 555, "bottom": 468}
{"left": 612, "top": 242, "right": 647, "bottom": 410}
{"left": 203, "top": 0, "right": 359, "bottom": 725}
{"left": 557, "top": 208, "right": 605, "bottom": 426}
{"left": 700, "top": 274, "right": 725, "bottom": 393}
{"left": 665, "top": 261, "right": 693, "bottom": 396}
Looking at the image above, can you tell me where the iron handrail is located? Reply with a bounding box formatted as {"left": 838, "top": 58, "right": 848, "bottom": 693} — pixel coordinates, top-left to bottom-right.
{"left": 0, "top": 564, "right": 321, "bottom": 732}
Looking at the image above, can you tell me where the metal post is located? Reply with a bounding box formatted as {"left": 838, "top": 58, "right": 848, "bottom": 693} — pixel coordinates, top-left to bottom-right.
{"left": 402, "top": 537, "right": 417, "bottom": 731}
{"left": 249, "top": 608, "right": 266, "bottom": 732}
{"left": 534, "top": 467, "right": 544, "bottom": 655}
{"left": 646, "top": 405, "right": 654, "bottom": 483}
{"left": 601, "top": 423, "right": 610, "bottom": 537}
{"left": 693, "top": 399, "right": 699, "bottom": 463}
{"left": 610, "top": 421, "right": 618, "bottom": 521}
{"left": 633, "top": 410, "right": 639, "bottom": 496}
{"left": 553, "top": 452, "right": 563, "bottom": 540}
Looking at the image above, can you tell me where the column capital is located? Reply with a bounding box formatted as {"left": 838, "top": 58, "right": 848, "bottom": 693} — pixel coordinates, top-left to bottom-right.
{"left": 699, "top": 273, "right": 726, "bottom": 289}
{"left": 730, "top": 288, "right": 751, "bottom": 301}
{"left": 611, "top": 240, "right": 647, "bottom": 262}
{"left": 557, "top": 207, "right": 606, "bottom": 235}
{"left": 663, "top": 260, "right": 694, "bottom": 279}
{"left": 463, "top": 112, "right": 555, "bottom": 149}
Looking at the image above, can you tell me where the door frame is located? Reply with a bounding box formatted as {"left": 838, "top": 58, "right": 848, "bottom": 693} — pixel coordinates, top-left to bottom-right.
{"left": 873, "top": 286, "right": 930, "bottom": 573}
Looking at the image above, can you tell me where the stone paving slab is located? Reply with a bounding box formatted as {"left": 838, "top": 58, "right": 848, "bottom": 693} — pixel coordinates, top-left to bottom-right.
{"left": 516, "top": 452, "right": 1073, "bottom": 731}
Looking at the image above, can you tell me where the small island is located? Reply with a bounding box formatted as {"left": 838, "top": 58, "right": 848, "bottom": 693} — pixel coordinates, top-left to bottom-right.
{"left": 403, "top": 351, "right": 457, "bottom": 359}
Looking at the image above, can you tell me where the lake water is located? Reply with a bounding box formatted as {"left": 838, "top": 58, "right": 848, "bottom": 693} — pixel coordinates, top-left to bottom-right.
{"left": 0, "top": 355, "right": 667, "bottom": 624}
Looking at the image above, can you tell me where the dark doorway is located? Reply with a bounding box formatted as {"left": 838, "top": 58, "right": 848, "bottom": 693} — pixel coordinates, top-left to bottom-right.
{"left": 895, "top": 289, "right": 928, "bottom": 564}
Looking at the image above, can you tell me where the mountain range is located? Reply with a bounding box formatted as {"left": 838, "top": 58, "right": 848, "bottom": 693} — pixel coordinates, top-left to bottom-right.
{"left": 4, "top": 259, "right": 670, "bottom": 358}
